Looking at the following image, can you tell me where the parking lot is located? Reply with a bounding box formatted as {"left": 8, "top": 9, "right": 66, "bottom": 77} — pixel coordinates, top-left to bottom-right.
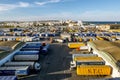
{"left": 19, "top": 43, "right": 110, "bottom": 80}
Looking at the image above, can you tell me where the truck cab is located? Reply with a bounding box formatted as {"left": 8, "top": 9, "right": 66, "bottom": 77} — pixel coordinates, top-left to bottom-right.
{"left": 70, "top": 61, "right": 76, "bottom": 70}
{"left": 34, "top": 62, "right": 41, "bottom": 71}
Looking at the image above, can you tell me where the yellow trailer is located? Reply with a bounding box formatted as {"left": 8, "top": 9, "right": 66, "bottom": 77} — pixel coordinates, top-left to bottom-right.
{"left": 77, "top": 65, "right": 112, "bottom": 75}
{"left": 16, "top": 37, "right": 21, "bottom": 41}
{"left": 68, "top": 43, "right": 85, "bottom": 49}
{"left": 89, "top": 38, "right": 93, "bottom": 42}
{"left": 74, "top": 57, "right": 103, "bottom": 61}
{"left": 96, "top": 36, "right": 104, "bottom": 40}
{"left": 79, "top": 38, "right": 82, "bottom": 42}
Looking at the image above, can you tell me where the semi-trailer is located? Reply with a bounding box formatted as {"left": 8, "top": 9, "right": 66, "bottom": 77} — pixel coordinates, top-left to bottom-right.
{"left": 68, "top": 43, "right": 85, "bottom": 49}
{"left": 72, "top": 54, "right": 98, "bottom": 61}
{"left": 0, "top": 66, "right": 29, "bottom": 76}
{"left": 14, "top": 55, "right": 39, "bottom": 61}
{"left": 26, "top": 43, "right": 41, "bottom": 46}
{"left": 15, "top": 51, "right": 40, "bottom": 55}
{"left": 70, "top": 56, "right": 105, "bottom": 69}
{"left": 77, "top": 65, "right": 112, "bottom": 76}
{"left": 22, "top": 46, "right": 40, "bottom": 49}
{"left": 20, "top": 48, "right": 40, "bottom": 51}
{"left": 4, "top": 61, "right": 41, "bottom": 71}
{"left": 74, "top": 57, "right": 103, "bottom": 61}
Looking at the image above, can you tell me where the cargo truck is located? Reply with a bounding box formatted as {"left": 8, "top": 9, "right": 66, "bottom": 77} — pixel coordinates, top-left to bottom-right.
{"left": 0, "top": 66, "right": 29, "bottom": 76}
{"left": 4, "top": 61, "right": 41, "bottom": 71}
{"left": 77, "top": 65, "right": 112, "bottom": 76}
{"left": 70, "top": 55, "right": 105, "bottom": 69}
{"left": 41, "top": 44, "right": 50, "bottom": 55}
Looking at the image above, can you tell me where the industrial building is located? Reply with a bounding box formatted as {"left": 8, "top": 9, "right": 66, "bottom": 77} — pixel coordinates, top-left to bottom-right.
{"left": 87, "top": 40, "right": 120, "bottom": 77}
{"left": 97, "top": 24, "right": 120, "bottom": 32}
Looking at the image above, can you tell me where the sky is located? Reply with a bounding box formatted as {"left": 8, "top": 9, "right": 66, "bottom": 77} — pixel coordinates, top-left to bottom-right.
{"left": 0, "top": 0, "right": 120, "bottom": 21}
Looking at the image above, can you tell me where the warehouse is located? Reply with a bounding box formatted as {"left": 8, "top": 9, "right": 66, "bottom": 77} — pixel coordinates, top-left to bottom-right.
{"left": 87, "top": 40, "right": 120, "bottom": 77}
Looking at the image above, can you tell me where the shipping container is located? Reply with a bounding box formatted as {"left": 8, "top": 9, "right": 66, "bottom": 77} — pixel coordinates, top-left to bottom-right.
{"left": 4, "top": 62, "right": 41, "bottom": 71}
{"left": 70, "top": 60, "right": 105, "bottom": 70}
{"left": 0, "top": 66, "right": 29, "bottom": 76}
{"left": 72, "top": 54, "right": 98, "bottom": 60}
{"left": 15, "top": 51, "right": 40, "bottom": 55}
{"left": 79, "top": 38, "right": 82, "bottom": 42}
{"left": 68, "top": 43, "right": 85, "bottom": 49}
{"left": 22, "top": 46, "right": 40, "bottom": 49}
{"left": 55, "top": 39, "right": 64, "bottom": 43}
{"left": 96, "top": 36, "right": 104, "bottom": 40}
{"left": 26, "top": 43, "right": 41, "bottom": 46}
{"left": 20, "top": 48, "right": 40, "bottom": 51}
{"left": 76, "top": 60, "right": 105, "bottom": 65}
{"left": 74, "top": 57, "right": 103, "bottom": 61}
{"left": 77, "top": 65, "right": 112, "bottom": 75}
{"left": 0, "top": 76, "right": 17, "bottom": 80}
{"left": 14, "top": 55, "right": 39, "bottom": 61}
{"left": 78, "top": 46, "right": 88, "bottom": 51}
{"left": 70, "top": 54, "right": 104, "bottom": 69}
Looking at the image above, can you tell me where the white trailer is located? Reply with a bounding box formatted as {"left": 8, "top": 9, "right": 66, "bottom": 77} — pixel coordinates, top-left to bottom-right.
{"left": 72, "top": 54, "right": 98, "bottom": 60}
{"left": 14, "top": 55, "right": 39, "bottom": 61}
{"left": 4, "top": 61, "right": 41, "bottom": 71}
{"left": 0, "top": 66, "right": 29, "bottom": 76}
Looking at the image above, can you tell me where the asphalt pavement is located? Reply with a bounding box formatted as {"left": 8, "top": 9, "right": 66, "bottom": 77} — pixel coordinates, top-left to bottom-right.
{"left": 19, "top": 43, "right": 110, "bottom": 80}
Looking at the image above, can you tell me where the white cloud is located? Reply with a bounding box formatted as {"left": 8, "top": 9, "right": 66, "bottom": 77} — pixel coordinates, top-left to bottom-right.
{"left": 19, "top": 2, "right": 30, "bottom": 7}
{"left": 35, "top": 0, "right": 61, "bottom": 6}
{"left": 80, "top": 11, "right": 120, "bottom": 21}
{"left": 0, "top": 2, "right": 30, "bottom": 11}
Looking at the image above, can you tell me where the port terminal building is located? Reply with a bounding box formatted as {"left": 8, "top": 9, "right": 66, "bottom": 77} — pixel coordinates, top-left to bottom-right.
{"left": 87, "top": 40, "right": 120, "bottom": 77}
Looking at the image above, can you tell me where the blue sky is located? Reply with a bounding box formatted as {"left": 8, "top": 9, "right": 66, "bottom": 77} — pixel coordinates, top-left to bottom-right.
{"left": 0, "top": 0, "right": 120, "bottom": 21}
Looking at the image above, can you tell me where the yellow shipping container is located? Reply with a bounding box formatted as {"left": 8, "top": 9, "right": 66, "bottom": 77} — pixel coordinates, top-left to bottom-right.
{"left": 74, "top": 57, "right": 103, "bottom": 61}
{"left": 96, "top": 36, "right": 104, "bottom": 40}
{"left": 77, "top": 65, "right": 112, "bottom": 75}
{"left": 68, "top": 43, "right": 85, "bottom": 49}
{"left": 89, "top": 38, "right": 93, "bottom": 42}
{"left": 16, "top": 37, "right": 21, "bottom": 41}
{"left": 79, "top": 38, "right": 82, "bottom": 42}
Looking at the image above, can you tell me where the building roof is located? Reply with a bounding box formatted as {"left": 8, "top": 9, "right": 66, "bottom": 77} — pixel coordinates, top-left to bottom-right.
{"left": 90, "top": 40, "right": 120, "bottom": 62}
{"left": 0, "top": 41, "right": 24, "bottom": 60}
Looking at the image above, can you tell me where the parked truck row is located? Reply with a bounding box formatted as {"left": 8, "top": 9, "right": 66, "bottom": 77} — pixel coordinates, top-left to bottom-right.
{"left": 68, "top": 42, "right": 112, "bottom": 76}
{"left": 0, "top": 42, "right": 50, "bottom": 78}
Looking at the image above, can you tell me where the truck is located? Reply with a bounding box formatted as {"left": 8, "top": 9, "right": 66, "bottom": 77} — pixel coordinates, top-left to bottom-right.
{"left": 70, "top": 56, "right": 105, "bottom": 69}
{"left": 13, "top": 55, "right": 39, "bottom": 61}
{"left": 0, "top": 66, "right": 29, "bottom": 76}
{"left": 68, "top": 43, "right": 85, "bottom": 49}
{"left": 4, "top": 61, "right": 41, "bottom": 71}
{"left": 41, "top": 44, "right": 50, "bottom": 55}
{"left": 77, "top": 65, "right": 112, "bottom": 76}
